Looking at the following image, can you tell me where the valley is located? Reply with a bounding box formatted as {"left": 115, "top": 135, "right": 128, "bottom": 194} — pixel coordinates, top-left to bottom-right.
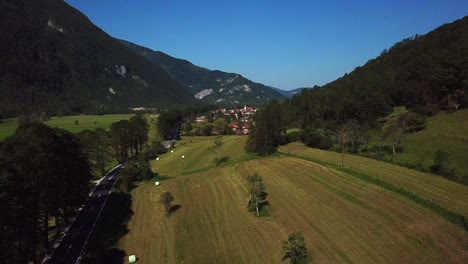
{"left": 118, "top": 136, "right": 468, "bottom": 263}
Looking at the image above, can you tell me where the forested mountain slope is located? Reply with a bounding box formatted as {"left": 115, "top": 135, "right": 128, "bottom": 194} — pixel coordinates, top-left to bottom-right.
{"left": 292, "top": 16, "right": 468, "bottom": 123}
{"left": 120, "top": 39, "right": 286, "bottom": 106}
{"left": 0, "top": 0, "right": 195, "bottom": 117}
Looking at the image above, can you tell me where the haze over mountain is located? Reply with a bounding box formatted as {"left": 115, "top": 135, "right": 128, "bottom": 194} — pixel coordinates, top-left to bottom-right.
{"left": 120, "top": 40, "right": 286, "bottom": 106}
{"left": 0, "top": 0, "right": 195, "bottom": 117}
{"left": 270, "top": 86, "right": 317, "bottom": 98}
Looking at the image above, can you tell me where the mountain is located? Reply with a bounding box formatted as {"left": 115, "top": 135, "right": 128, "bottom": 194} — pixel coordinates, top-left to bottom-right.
{"left": 291, "top": 16, "right": 468, "bottom": 122}
{"left": 0, "top": 0, "right": 196, "bottom": 117}
{"left": 270, "top": 86, "right": 317, "bottom": 98}
{"left": 119, "top": 40, "right": 286, "bottom": 106}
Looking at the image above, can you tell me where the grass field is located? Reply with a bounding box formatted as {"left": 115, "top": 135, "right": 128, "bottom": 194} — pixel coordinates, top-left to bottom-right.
{"left": 396, "top": 109, "right": 468, "bottom": 179}
{"left": 118, "top": 136, "right": 468, "bottom": 263}
{"left": 0, "top": 114, "right": 159, "bottom": 141}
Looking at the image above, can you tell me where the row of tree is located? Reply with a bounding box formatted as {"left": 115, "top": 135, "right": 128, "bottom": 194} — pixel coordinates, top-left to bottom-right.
{"left": 110, "top": 114, "right": 149, "bottom": 162}
{"left": 0, "top": 123, "right": 92, "bottom": 263}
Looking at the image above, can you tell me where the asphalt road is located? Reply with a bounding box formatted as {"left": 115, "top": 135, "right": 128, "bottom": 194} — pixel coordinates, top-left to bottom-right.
{"left": 44, "top": 164, "right": 123, "bottom": 264}
{"left": 162, "top": 121, "right": 182, "bottom": 149}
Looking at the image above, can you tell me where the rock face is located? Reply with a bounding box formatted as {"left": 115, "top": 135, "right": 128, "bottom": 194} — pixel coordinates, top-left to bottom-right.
{"left": 119, "top": 39, "right": 286, "bottom": 106}
{"left": 0, "top": 0, "right": 195, "bottom": 116}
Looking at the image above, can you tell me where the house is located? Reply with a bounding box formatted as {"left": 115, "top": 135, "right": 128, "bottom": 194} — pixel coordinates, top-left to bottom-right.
{"left": 195, "top": 116, "right": 206, "bottom": 122}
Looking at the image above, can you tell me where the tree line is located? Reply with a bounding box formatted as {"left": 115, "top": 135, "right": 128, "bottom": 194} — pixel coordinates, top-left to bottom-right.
{"left": 0, "top": 123, "right": 92, "bottom": 263}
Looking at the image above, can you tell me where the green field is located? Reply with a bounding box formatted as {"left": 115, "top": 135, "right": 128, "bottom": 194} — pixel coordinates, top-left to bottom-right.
{"left": 118, "top": 136, "right": 468, "bottom": 263}
{"left": 396, "top": 109, "right": 468, "bottom": 179}
{"left": 0, "top": 114, "right": 159, "bottom": 141}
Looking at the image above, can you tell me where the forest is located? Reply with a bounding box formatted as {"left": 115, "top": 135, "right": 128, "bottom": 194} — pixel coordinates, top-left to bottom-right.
{"left": 245, "top": 16, "right": 468, "bottom": 184}
{"left": 0, "top": 114, "right": 158, "bottom": 263}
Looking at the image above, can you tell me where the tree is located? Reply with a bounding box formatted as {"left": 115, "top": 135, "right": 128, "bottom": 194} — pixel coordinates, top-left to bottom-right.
{"left": 182, "top": 121, "right": 193, "bottom": 135}
{"left": 382, "top": 118, "right": 403, "bottom": 155}
{"left": 245, "top": 100, "right": 286, "bottom": 155}
{"left": 157, "top": 109, "right": 182, "bottom": 139}
{"left": 0, "top": 123, "right": 91, "bottom": 263}
{"left": 337, "top": 126, "right": 350, "bottom": 166}
{"left": 160, "top": 191, "right": 175, "bottom": 213}
{"left": 77, "top": 128, "right": 113, "bottom": 177}
{"left": 247, "top": 173, "right": 268, "bottom": 217}
{"left": 212, "top": 118, "right": 228, "bottom": 135}
{"left": 110, "top": 120, "right": 132, "bottom": 162}
{"left": 281, "top": 232, "right": 308, "bottom": 264}
{"left": 129, "top": 114, "right": 149, "bottom": 155}
{"left": 210, "top": 136, "right": 225, "bottom": 166}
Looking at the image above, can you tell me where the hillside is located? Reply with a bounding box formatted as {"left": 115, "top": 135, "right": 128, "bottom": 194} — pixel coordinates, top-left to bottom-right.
{"left": 270, "top": 86, "right": 316, "bottom": 98}
{"left": 0, "top": 0, "right": 195, "bottom": 117}
{"left": 291, "top": 16, "right": 468, "bottom": 123}
{"left": 396, "top": 109, "right": 468, "bottom": 179}
{"left": 116, "top": 136, "right": 468, "bottom": 263}
{"left": 119, "top": 40, "right": 286, "bottom": 106}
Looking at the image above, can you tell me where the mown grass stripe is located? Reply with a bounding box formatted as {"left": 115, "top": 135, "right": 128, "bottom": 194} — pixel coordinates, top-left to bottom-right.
{"left": 279, "top": 151, "right": 468, "bottom": 230}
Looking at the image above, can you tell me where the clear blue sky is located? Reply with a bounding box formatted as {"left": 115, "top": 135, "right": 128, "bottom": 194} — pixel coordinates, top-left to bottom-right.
{"left": 65, "top": 0, "right": 468, "bottom": 90}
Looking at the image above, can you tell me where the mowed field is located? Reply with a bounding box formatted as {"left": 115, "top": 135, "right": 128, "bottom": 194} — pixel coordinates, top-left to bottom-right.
{"left": 118, "top": 136, "right": 468, "bottom": 263}
{"left": 0, "top": 114, "right": 159, "bottom": 141}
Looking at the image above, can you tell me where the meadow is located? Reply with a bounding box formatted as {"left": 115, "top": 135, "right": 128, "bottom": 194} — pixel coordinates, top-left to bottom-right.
{"left": 396, "top": 109, "right": 468, "bottom": 179}
{"left": 0, "top": 114, "right": 159, "bottom": 141}
{"left": 118, "top": 136, "right": 468, "bottom": 263}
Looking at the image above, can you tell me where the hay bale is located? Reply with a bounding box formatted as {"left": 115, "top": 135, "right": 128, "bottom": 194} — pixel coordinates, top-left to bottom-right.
{"left": 128, "top": 255, "right": 136, "bottom": 263}
{"left": 155, "top": 181, "right": 160, "bottom": 186}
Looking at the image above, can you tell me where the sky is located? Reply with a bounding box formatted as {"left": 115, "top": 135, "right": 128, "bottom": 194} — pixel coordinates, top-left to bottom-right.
{"left": 65, "top": 0, "right": 468, "bottom": 90}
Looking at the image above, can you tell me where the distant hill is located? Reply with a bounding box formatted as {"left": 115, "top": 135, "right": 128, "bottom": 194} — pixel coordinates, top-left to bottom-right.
{"left": 119, "top": 40, "right": 286, "bottom": 106}
{"left": 270, "top": 86, "right": 317, "bottom": 98}
{"left": 0, "top": 0, "right": 195, "bottom": 117}
{"left": 293, "top": 16, "right": 468, "bottom": 122}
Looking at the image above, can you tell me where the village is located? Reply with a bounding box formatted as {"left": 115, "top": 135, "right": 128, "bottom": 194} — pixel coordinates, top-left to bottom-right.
{"left": 193, "top": 105, "right": 257, "bottom": 135}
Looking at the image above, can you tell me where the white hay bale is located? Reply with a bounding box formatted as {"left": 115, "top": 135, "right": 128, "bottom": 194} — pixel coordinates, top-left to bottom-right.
{"left": 156, "top": 157, "right": 159, "bottom": 161}
{"left": 171, "top": 150, "right": 174, "bottom": 153}
{"left": 155, "top": 181, "right": 160, "bottom": 186}
{"left": 129, "top": 255, "right": 136, "bottom": 263}
{"left": 182, "top": 155, "right": 185, "bottom": 159}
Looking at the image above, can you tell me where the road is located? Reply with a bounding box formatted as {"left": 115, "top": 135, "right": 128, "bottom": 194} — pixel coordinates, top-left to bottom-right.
{"left": 162, "top": 121, "right": 182, "bottom": 149}
{"left": 43, "top": 164, "right": 123, "bottom": 264}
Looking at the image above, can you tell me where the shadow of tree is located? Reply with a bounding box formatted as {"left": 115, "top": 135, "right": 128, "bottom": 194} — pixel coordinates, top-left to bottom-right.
{"left": 81, "top": 192, "right": 133, "bottom": 264}
{"left": 166, "top": 204, "right": 182, "bottom": 217}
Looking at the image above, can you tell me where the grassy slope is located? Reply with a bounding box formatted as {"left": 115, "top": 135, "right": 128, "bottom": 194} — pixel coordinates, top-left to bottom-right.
{"left": 118, "top": 136, "right": 468, "bottom": 263}
{"left": 396, "top": 109, "right": 468, "bottom": 179}
{"left": 279, "top": 143, "right": 468, "bottom": 217}
{"left": 0, "top": 114, "right": 160, "bottom": 141}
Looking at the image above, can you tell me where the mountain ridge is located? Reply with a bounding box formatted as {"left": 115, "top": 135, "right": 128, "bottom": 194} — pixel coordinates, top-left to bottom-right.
{"left": 0, "top": 0, "right": 196, "bottom": 117}
{"left": 119, "top": 39, "right": 286, "bottom": 106}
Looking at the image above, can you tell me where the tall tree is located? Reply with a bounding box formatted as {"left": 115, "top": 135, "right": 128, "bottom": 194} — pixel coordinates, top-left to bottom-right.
{"left": 382, "top": 118, "right": 403, "bottom": 155}
{"left": 247, "top": 173, "right": 268, "bottom": 217}
{"left": 210, "top": 136, "right": 224, "bottom": 166}
{"left": 245, "top": 100, "right": 285, "bottom": 155}
{"left": 0, "top": 123, "right": 91, "bottom": 263}
{"left": 129, "top": 114, "right": 149, "bottom": 155}
{"left": 77, "top": 128, "right": 113, "bottom": 176}
{"left": 110, "top": 120, "right": 132, "bottom": 162}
